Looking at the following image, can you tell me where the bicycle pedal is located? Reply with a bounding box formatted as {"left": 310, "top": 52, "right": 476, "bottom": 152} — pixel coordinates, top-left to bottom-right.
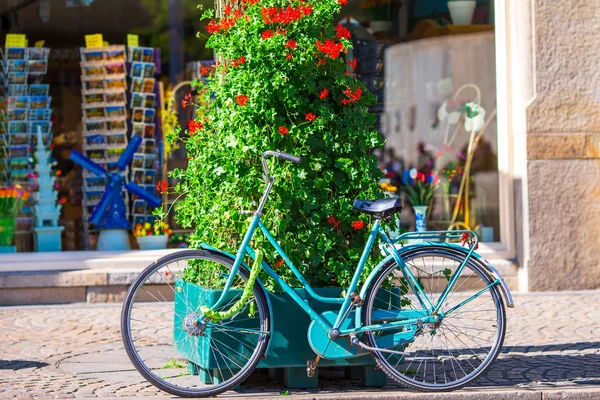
{"left": 306, "top": 355, "right": 321, "bottom": 378}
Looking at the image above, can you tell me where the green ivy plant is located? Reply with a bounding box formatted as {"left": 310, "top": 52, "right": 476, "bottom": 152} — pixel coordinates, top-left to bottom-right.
{"left": 163, "top": 0, "right": 384, "bottom": 290}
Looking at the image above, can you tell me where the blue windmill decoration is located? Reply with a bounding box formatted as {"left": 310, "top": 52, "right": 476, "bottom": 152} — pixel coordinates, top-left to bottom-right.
{"left": 70, "top": 135, "right": 161, "bottom": 230}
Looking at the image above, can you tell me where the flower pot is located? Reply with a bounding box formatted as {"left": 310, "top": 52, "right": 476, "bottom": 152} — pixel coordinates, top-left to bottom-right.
{"left": 448, "top": 1, "right": 476, "bottom": 25}
{"left": 370, "top": 20, "right": 393, "bottom": 34}
{"left": 0, "top": 218, "right": 15, "bottom": 247}
{"left": 412, "top": 205, "right": 429, "bottom": 232}
{"left": 174, "top": 281, "right": 391, "bottom": 388}
{"left": 136, "top": 235, "right": 168, "bottom": 250}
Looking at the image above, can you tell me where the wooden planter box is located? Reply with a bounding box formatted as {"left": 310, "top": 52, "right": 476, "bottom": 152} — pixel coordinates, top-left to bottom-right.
{"left": 174, "top": 280, "right": 388, "bottom": 388}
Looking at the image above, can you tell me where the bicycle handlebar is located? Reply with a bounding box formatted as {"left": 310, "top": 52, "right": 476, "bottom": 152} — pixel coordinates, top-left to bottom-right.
{"left": 262, "top": 151, "right": 301, "bottom": 164}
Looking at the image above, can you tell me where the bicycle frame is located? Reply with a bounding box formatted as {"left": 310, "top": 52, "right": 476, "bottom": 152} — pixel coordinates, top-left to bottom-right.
{"left": 209, "top": 213, "right": 500, "bottom": 337}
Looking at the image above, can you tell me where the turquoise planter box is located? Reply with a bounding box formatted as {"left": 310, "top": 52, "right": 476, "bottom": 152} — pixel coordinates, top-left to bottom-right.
{"left": 174, "top": 280, "right": 388, "bottom": 388}
{"left": 34, "top": 226, "right": 64, "bottom": 252}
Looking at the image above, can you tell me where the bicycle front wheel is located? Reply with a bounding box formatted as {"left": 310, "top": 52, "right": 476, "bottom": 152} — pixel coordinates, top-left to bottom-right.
{"left": 121, "top": 250, "right": 270, "bottom": 398}
{"left": 362, "top": 246, "right": 506, "bottom": 391}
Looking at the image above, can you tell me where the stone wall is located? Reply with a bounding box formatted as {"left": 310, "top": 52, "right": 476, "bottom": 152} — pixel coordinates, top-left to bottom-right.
{"left": 526, "top": 0, "right": 600, "bottom": 290}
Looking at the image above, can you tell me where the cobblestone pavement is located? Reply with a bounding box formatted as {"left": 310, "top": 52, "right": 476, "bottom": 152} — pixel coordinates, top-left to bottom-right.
{"left": 1, "top": 291, "right": 600, "bottom": 399}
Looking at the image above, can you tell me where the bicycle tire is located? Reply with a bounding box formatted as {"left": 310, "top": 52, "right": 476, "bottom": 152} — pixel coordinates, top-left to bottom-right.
{"left": 362, "top": 246, "right": 506, "bottom": 391}
{"left": 121, "top": 250, "right": 270, "bottom": 398}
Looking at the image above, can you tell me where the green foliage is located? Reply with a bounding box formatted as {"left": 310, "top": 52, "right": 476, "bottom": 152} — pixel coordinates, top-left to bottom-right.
{"left": 169, "top": 0, "right": 383, "bottom": 290}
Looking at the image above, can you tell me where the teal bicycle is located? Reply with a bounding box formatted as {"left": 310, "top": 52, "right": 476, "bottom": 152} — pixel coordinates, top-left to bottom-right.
{"left": 121, "top": 151, "right": 514, "bottom": 397}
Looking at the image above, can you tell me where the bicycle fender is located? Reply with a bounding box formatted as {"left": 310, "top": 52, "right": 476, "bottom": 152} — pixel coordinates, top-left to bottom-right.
{"left": 355, "top": 242, "right": 514, "bottom": 329}
{"left": 199, "top": 243, "right": 275, "bottom": 354}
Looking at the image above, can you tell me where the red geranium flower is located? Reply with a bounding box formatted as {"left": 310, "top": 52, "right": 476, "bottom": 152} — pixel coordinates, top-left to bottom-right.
{"left": 341, "top": 86, "right": 363, "bottom": 105}
{"left": 181, "top": 93, "right": 193, "bottom": 110}
{"left": 316, "top": 39, "right": 345, "bottom": 59}
{"left": 261, "top": 30, "right": 274, "bottom": 40}
{"left": 286, "top": 53, "right": 293, "bottom": 60}
{"left": 320, "top": 88, "right": 329, "bottom": 99}
{"left": 236, "top": 95, "right": 249, "bottom": 106}
{"left": 285, "top": 40, "right": 298, "bottom": 50}
{"left": 156, "top": 180, "right": 168, "bottom": 194}
{"left": 327, "top": 215, "right": 341, "bottom": 228}
{"left": 347, "top": 58, "right": 357, "bottom": 70}
{"left": 335, "top": 24, "right": 351, "bottom": 40}
{"left": 352, "top": 220, "right": 365, "bottom": 230}
{"left": 188, "top": 120, "right": 203, "bottom": 135}
{"left": 339, "top": 0, "right": 348, "bottom": 5}
{"left": 305, "top": 112, "right": 316, "bottom": 122}
{"left": 275, "top": 259, "right": 285, "bottom": 269}
{"left": 278, "top": 126, "right": 289, "bottom": 135}
{"left": 201, "top": 66, "right": 210, "bottom": 75}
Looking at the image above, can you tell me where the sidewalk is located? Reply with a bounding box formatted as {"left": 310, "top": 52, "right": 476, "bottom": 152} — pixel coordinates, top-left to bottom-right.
{"left": 1, "top": 290, "right": 599, "bottom": 399}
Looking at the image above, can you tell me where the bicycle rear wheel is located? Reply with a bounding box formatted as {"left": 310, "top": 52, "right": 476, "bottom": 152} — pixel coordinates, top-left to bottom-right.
{"left": 362, "top": 246, "right": 506, "bottom": 391}
{"left": 121, "top": 250, "right": 270, "bottom": 398}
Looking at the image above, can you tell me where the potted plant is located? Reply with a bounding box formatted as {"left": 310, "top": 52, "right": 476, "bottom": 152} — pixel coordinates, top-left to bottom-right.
{"left": 0, "top": 186, "right": 30, "bottom": 252}
{"left": 447, "top": 0, "right": 477, "bottom": 25}
{"left": 360, "top": 0, "right": 397, "bottom": 33}
{"left": 401, "top": 169, "right": 440, "bottom": 232}
{"left": 162, "top": 0, "right": 388, "bottom": 388}
{"left": 133, "top": 221, "right": 171, "bottom": 250}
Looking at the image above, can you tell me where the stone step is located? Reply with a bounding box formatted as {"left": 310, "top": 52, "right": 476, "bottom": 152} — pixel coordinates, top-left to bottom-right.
{"left": 0, "top": 250, "right": 519, "bottom": 306}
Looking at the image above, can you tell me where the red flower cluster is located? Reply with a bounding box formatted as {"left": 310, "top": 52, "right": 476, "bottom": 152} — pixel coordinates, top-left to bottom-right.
{"left": 236, "top": 95, "right": 249, "bottom": 106}
{"left": 335, "top": 24, "right": 351, "bottom": 40}
{"left": 341, "top": 86, "right": 363, "bottom": 105}
{"left": 316, "top": 39, "right": 345, "bottom": 59}
{"left": 320, "top": 88, "right": 329, "bottom": 99}
{"left": 305, "top": 112, "right": 316, "bottom": 122}
{"left": 286, "top": 53, "right": 293, "bottom": 60}
{"left": 275, "top": 259, "right": 285, "bottom": 269}
{"left": 188, "top": 120, "right": 203, "bottom": 135}
{"left": 278, "top": 126, "right": 289, "bottom": 135}
{"left": 327, "top": 215, "right": 341, "bottom": 228}
{"left": 242, "top": 0, "right": 260, "bottom": 4}
{"left": 200, "top": 66, "right": 210, "bottom": 75}
{"left": 181, "top": 93, "right": 193, "bottom": 110}
{"left": 352, "top": 220, "right": 365, "bottom": 230}
{"left": 339, "top": 0, "right": 348, "bottom": 5}
{"left": 231, "top": 55, "right": 246, "bottom": 67}
{"left": 261, "top": 4, "right": 313, "bottom": 25}
{"left": 347, "top": 58, "right": 357, "bottom": 70}
{"left": 261, "top": 30, "right": 275, "bottom": 40}
{"left": 156, "top": 180, "right": 168, "bottom": 194}
{"left": 285, "top": 40, "right": 298, "bottom": 50}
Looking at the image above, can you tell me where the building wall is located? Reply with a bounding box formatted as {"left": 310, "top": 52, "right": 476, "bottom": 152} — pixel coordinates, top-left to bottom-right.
{"left": 526, "top": 0, "right": 600, "bottom": 290}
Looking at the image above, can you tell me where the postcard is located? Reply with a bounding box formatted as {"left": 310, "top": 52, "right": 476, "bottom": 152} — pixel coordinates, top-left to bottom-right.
{"left": 105, "top": 105, "right": 126, "bottom": 119}
{"left": 143, "top": 138, "right": 155, "bottom": 154}
{"left": 29, "top": 84, "right": 50, "bottom": 96}
{"left": 10, "top": 145, "right": 30, "bottom": 158}
{"left": 28, "top": 60, "right": 48, "bottom": 75}
{"left": 106, "top": 133, "right": 127, "bottom": 146}
{"left": 85, "top": 134, "right": 106, "bottom": 147}
{"left": 84, "top": 107, "right": 106, "bottom": 120}
{"left": 81, "top": 50, "right": 104, "bottom": 63}
{"left": 142, "top": 78, "right": 155, "bottom": 93}
{"left": 8, "top": 109, "right": 27, "bottom": 121}
{"left": 144, "top": 153, "right": 156, "bottom": 169}
{"left": 82, "top": 65, "right": 105, "bottom": 78}
{"left": 29, "top": 121, "right": 51, "bottom": 134}
{"left": 133, "top": 199, "right": 146, "bottom": 215}
{"left": 104, "top": 92, "right": 126, "bottom": 104}
{"left": 107, "top": 147, "right": 125, "bottom": 160}
{"left": 84, "top": 93, "right": 104, "bottom": 105}
{"left": 27, "top": 47, "right": 48, "bottom": 60}
{"left": 131, "top": 78, "right": 143, "bottom": 93}
{"left": 10, "top": 134, "right": 29, "bottom": 146}
{"left": 8, "top": 96, "right": 28, "bottom": 109}
{"left": 132, "top": 108, "right": 144, "bottom": 124}
{"left": 144, "top": 169, "right": 156, "bottom": 185}
{"left": 9, "top": 121, "right": 27, "bottom": 134}
{"left": 142, "top": 48, "right": 154, "bottom": 63}
{"left": 144, "top": 93, "right": 155, "bottom": 109}
{"left": 131, "top": 93, "right": 143, "bottom": 108}
{"left": 143, "top": 108, "right": 155, "bottom": 124}
{"left": 130, "top": 62, "right": 144, "bottom": 78}
{"left": 29, "top": 96, "right": 50, "bottom": 109}
{"left": 86, "top": 149, "right": 106, "bottom": 161}
{"left": 84, "top": 121, "right": 105, "bottom": 133}
{"left": 8, "top": 72, "right": 27, "bottom": 85}
{"left": 143, "top": 123, "right": 155, "bottom": 139}
{"left": 11, "top": 157, "right": 30, "bottom": 169}
{"left": 104, "top": 77, "right": 126, "bottom": 91}
{"left": 84, "top": 79, "right": 105, "bottom": 92}
{"left": 130, "top": 47, "right": 143, "bottom": 63}
{"left": 85, "top": 176, "right": 106, "bottom": 188}
{"left": 105, "top": 62, "right": 126, "bottom": 76}
{"left": 107, "top": 119, "right": 126, "bottom": 132}
{"left": 132, "top": 123, "right": 144, "bottom": 137}
{"left": 8, "top": 85, "right": 27, "bottom": 96}
{"left": 142, "top": 62, "right": 155, "bottom": 78}
{"left": 106, "top": 47, "right": 126, "bottom": 62}
{"left": 132, "top": 154, "right": 145, "bottom": 169}
{"left": 6, "top": 48, "right": 26, "bottom": 60}
{"left": 7, "top": 59, "right": 26, "bottom": 72}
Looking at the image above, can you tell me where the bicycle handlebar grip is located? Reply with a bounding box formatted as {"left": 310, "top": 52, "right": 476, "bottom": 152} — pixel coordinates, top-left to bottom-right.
{"left": 263, "top": 151, "right": 302, "bottom": 164}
